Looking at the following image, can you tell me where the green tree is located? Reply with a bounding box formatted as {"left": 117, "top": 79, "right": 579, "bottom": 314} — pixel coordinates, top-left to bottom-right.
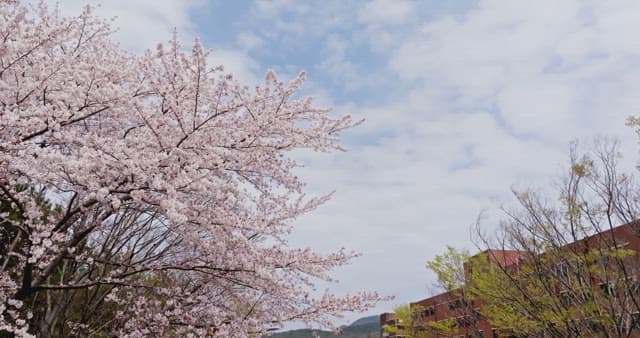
{"left": 471, "top": 139, "right": 640, "bottom": 337}
{"left": 382, "top": 304, "right": 430, "bottom": 338}
{"left": 426, "top": 246, "right": 484, "bottom": 338}
{"left": 384, "top": 247, "right": 484, "bottom": 338}
{"left": 426, "top": 245, "right": 469, "bottom": 292}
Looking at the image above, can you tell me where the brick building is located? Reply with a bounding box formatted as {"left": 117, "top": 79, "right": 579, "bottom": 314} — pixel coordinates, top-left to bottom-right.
{"left": 380, "top": 221, "right": 640, "bottom": 338}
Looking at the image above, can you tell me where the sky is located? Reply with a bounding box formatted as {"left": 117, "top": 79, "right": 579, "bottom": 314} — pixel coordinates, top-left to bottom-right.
{"left": 50, "top": 0, "right": 640, "bottom": 327}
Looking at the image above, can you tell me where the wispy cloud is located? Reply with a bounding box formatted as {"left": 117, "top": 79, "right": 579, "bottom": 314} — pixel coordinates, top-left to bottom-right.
{"left": 287, "top": 0, "right": 640, "bottom": 320}
{"left": 46, "top": 0, "right": 205, "bottom": 52}
{"left": 44, "top": 0, "right": 640, "bottom": 326}
{"left": 358, "top": 0, "right": 415, "bottom": 25}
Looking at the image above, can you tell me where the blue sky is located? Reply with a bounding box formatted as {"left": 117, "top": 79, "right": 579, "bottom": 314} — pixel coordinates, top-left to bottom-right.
{"left": 52, "top": 0, "right": 640, "bottom": 327}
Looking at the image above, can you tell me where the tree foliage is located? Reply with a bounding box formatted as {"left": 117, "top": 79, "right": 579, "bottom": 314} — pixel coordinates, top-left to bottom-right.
{"left": 426, "top": 245, "right": 469, "bottom": 292}
{"left": 425, "top": 246, "right": 483, "bottom": 337}
{"left": 471, "top": 139, "right": 640, "bottom": 337}
{"left": 382, "top": 304, "right": 430, "bottom": 338}
{"left": 384, "top": 247, "right": 484, "bottom": 338}
{"left": 0, "top": 1, "right": 382, "bottom": 336}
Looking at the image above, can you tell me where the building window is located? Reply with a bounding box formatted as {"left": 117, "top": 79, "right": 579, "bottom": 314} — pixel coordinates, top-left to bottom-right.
{"left": 631, "top": 312, "right": 640, "bottom": 331}
{"left": 576, "top": 288, "right": 593, "bottom": 302}
{"left": 422, "top": 306, "right": 435, "bottom": 317}
{"left": 556, "top": 261, "right": 570, "bottom": 279}
{"left": 585, "top": 319, "right": 604, "bottom": 333}
{"left": 449, "top": 299, "right": 463, "bottom": 310}
{"left": 560, "top": 290, "right": 574, "bottom": 306}
{"left": 596, "top": 255, "right": 609, "bottom": 269}
{"left": 600, "top": 281, "right": 616, "bottom": 297}
{"left": 569, "top": 326, "right": 581, "bottom": 336}
{"left": 455, "top": 316, "right": 475, "bottom": 328}
{"left": 628, "top": 278, "right": 640, "bottom": 295}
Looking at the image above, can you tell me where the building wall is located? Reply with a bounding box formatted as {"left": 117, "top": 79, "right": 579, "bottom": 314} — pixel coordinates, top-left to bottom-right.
{"left": 380, "top": 221, "right": 640, "bottom": 338}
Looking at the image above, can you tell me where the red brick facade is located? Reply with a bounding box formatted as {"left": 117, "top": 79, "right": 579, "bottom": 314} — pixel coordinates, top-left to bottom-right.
{"left": 380, "top": 221, "right": 640, "bottom": 338}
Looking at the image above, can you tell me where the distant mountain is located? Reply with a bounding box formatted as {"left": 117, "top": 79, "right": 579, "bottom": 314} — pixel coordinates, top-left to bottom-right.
{"left": 265, "top": 315, "right": 379, "bottom": 338}
{"left": 348, "top": 315, "right": 378, "bottom": 327}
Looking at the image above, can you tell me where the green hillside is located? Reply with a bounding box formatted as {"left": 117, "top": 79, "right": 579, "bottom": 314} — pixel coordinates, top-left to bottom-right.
{"left": 266, "top": 316, "right": 379, "bottom": 338}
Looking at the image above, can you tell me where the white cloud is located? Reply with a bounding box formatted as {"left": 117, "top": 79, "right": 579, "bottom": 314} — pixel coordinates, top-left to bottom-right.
{"left": 358, "top": 0, "right": 414, "bottom": 26}
{"left": 289, "top": 0, "right": 640, "bottom": 321}
{"left": 46, "top": 1, "right": 263, "bottom": 90}
{"left": 207, "top": 49, "right": 260, "bottom": 85}
{"left": 39, "top": 0, "right": 640, "bottom": 326}
{"left": 254, "top": 0, "right": 310, "bottom": 18}
{"left": 46, "top": 0, "right": 204, "bottom": 52}
{"left": 237, "top": 31, "right": 265, "bottom": 51}
{"left": 388, "top": 0, "right": 640, "bottom": 144}
{"left": 497, "top": 82, "right": 575, "bottom": 137}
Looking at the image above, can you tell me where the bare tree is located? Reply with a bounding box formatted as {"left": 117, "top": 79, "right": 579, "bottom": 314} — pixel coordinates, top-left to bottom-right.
{"left": 472, "top": 138, "right": 640, "bottom": 338}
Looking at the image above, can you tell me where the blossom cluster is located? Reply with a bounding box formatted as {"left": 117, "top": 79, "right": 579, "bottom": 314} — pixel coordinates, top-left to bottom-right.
{"left": 0, "top": 1, "right": 383, "bottom": 336}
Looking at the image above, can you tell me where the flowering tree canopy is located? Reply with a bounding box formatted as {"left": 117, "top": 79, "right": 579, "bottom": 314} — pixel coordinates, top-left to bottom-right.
{"left": 0, "top": 1, "right": 382, "bottom": 336}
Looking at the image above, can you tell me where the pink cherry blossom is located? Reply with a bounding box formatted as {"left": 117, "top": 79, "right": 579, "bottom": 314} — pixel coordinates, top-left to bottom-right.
{"left": 0, "top": 1, "right": 385, "bottom": 336}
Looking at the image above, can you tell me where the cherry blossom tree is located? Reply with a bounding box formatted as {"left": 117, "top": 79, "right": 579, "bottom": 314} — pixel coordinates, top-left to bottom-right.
{"left": 0, "top": 1, "right": 383, "bottom": 336}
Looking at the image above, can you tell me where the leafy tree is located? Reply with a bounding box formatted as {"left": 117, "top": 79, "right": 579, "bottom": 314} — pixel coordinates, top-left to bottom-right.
{"left": 426, "top": 245, "right": 469, "bottom": 292}
{"left": 471, "top": 139, "right": 640, "bottom": 337}
{"left": 382, "top": 304, "right": 430, "bottom": 338}
{"left": 0, "top": 1, "right": 383, "bottom": 336}
{"left": 425, "top": 246, "right": 484, "bottom": 337}
{"left": 384, "top": 247, "right": 484, "bottom": 338}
